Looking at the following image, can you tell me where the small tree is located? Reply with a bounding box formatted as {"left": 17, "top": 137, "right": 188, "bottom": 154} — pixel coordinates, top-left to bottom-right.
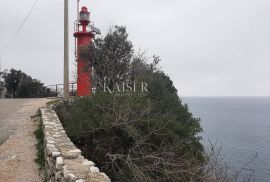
{"left": 0, "top": 79, "right": 4, "bottom": 97}
{"left": 17, "top": 75, "right": 44, "bottom": 98}
{"left": 89, "top": 26, "right": 133, "bottom": 90}
{"left": 1, "top": 69, "right": 23, "bottom": 97}
{"left": 1, "top": 68, "right": 44, "bottom": 98}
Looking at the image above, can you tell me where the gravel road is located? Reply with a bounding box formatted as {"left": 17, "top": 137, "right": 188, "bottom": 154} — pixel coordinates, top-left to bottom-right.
{"left": 0, "top": 99, "right": 38, "bottom": 145}
{"left": 0, "top": 98, "right": 50, "bottom": 182}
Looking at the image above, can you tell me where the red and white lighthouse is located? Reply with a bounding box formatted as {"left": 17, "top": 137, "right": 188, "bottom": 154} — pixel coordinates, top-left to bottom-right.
{"left": 74, "top": 4, "right": 100, "bottom": 96}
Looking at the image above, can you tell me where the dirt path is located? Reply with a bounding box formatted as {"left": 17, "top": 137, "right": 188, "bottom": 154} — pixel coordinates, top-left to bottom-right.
{"left": 0, "top": 99, "right": 35, "bottom": 145}
{"left": 0, "top": 98, "right": 50, "bottom": 182}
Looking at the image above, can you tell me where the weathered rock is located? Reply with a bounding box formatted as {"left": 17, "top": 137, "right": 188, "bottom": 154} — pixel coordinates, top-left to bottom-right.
{"left": 56, "top": 157, "right": 64, "bottom": 170}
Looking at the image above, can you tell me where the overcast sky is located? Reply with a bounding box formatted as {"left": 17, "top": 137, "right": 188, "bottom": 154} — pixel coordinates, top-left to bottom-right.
{"left": 0, "top": 0, "right": 269, "bottom": 96}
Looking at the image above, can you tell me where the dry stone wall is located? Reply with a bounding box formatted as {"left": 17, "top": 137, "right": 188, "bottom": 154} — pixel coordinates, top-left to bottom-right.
{"left": 40, "top": 106, "right": 110, "bottom": 182}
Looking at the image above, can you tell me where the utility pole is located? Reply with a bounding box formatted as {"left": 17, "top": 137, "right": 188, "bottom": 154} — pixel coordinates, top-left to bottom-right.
{"left": 64, "top": 0, "right": 70, "bottom": 98}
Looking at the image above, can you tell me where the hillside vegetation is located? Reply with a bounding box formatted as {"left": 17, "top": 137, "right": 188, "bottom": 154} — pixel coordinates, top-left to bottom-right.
{"left": 56, "top": 26, "right": 245, "bottom": 181}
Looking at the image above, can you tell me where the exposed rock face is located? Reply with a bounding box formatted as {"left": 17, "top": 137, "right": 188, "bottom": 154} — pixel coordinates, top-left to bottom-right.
{"left": 41, "top": 107, "right": 110, "bottom": 182}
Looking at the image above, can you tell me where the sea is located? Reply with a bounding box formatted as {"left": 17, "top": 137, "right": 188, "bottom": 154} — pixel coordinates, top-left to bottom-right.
{"left": 182, "top": 97, "right": 270, "bottom": 182}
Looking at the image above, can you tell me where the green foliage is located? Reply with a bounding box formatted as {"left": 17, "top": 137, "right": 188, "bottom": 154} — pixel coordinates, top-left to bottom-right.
{"left": 33, "top": 112, "right": 48, "bottom": 182}
{"left": 0, "top": 80, "right": 4, "bottom": 95}
{"left": 0, "top": 71, "right": 4, "bottom": 93}
{"left": 1, "top": 68, "right": 44, "bottom": 98}
{"left": 57, "top": 91, "right": 203, "bottom": 181}
{"left": 90, "top": 26, "right": 134, "bottom": 89}
{"left": 46, "top": 99, "right": 60, "bottom": 106}
{"left": 57, "top": 68, "right": 204, "bottom": 181}
{"left": 33, "top": 113, "right": 45, "bottom": 170}
{"left": 1, "top": 69, "right": 22, "bottom": 97}
{"left": 139, "top": 71, "right": 203, "bottom": 153}
{"left": 56, "top": 25, "right": 204, "bottom": 181}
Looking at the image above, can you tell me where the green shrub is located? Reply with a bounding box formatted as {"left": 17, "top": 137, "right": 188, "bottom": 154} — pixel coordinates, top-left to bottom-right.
{"left": 56, "top": 91, "right": 204, "bottom": 181}
{"left": 33, "top": 113, "right": 45, "bottom": 170}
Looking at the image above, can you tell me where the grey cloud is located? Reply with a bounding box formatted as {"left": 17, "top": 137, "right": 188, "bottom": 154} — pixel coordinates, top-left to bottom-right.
{"left": 0, "top": 0, "right": 269, "bottom": 96}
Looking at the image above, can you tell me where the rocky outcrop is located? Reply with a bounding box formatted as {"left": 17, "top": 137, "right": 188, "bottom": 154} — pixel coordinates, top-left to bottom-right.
{"left": 40, "top": 107, "right": 110, "bottom": 182}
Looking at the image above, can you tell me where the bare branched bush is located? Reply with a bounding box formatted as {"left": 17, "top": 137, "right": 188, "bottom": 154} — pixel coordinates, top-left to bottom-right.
{"left": 56, "top": 95, "right": 254, "bottom": 182}
{"left": 56, "top": 94, "right": 203, "bottom": 181}
{"left": 200, "top": 141, "right": 255, "bottom": 182}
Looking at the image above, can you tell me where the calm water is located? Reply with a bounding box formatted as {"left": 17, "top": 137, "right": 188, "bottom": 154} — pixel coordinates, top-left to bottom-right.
{"left": 183, "top": 97, "right": 270, "bottom": 182}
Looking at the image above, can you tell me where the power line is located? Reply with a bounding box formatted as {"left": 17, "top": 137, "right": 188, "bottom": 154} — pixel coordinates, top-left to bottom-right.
{"left": 0, "top": 0, "right": 39, "bottom": 97}
{"left": 0, "top": 0, "right": 39, "bottom": 55}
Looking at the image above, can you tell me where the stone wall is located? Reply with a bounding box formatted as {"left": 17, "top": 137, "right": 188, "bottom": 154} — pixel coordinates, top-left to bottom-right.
{"left": 40, "top": 106, "right": 110, "bottom": 182}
